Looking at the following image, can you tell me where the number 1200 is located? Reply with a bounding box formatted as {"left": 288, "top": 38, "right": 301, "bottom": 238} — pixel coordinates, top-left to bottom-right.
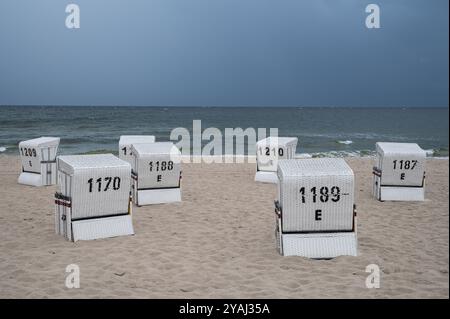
{"left": 20, "top": 147, "right": 37, "bottom": 157}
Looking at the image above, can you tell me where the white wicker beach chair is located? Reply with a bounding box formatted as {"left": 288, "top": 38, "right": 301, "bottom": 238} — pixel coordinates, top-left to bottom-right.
{"left": 55, "top": 154, "right": 134, "bottom": 242}
{"left": 255, "top": 136, "right": 298, "bottom": 184}
{"left": 118, "top": 135, "right": 156, "bottom": 167}
{"left": 373, "top": 142, "right": 426, "bottom": 201}
{"left": 131, "top": 142, "right": 182, "bottom": 205}
{"left": 275, "top": 158, "right": 357, "bottom": 258}
{"left": 18, "top": 137, "right": 60, "bottom": 186}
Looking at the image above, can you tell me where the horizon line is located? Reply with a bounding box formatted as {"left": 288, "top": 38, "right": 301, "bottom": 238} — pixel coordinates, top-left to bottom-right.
{"left": 0, "top": 105, "right": 449, "bottom": 108}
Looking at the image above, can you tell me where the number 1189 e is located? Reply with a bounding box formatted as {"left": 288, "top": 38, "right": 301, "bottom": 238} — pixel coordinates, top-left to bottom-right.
{"left": 299, "top": 186, "right": 341, "bottom": 203}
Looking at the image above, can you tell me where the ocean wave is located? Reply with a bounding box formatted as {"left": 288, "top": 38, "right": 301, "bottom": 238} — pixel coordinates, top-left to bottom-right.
{"left": 311, "top": 150, "right": 376, "bottom": 158}
{"left": 292, "top": 132, "right": 442, "bottom": 142}
{"left": 336, "top": 140, "right": 353, "bottom": 145}
{"left": 425, "top": 147, "right": 448, "bottom": 158}
{"left": 80, "top": 149, "right": 118, "bottom": 155}
{"left": 63, "top": 137, "right": 117, "bottom": 145}
{"left": 309, "top": 148, "right": 449, "bottom": 159}
{"left": 0, "top": 146, "right": 6, "bottom": 152}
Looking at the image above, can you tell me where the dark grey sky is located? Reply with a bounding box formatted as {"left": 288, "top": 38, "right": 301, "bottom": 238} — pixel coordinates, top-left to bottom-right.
{"left": 0, "top": 0, "right": 448, "bottom": 107}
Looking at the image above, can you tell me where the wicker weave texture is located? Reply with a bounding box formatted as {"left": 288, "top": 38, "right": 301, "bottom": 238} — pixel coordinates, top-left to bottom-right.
{"left": 256, "top": 137, "right": 297, "bottom": 172}
{"left": 40, "top": 162, "right": 57, "bottom": 185}
{"left": 57, "top": 154, "right": 131, "bottom": 220}
{"left": 281, "top": 232, "right": 357, "bottom": 258}
{"left": 72, "top": 215, "right": 134, "bottom": 242}
{"left": 278, "top": 158, "right": 354, "bottom": 232}
{"left": 18, "top": 137, "right": 59, "bottom": 174}
{"left": 376, "top": 142, "right": 426, "bottom": 187}
{"left": 132, "top": 143, "right": 181, "bottom": 189}
{"left": 118, "top": 135, "right": 155, "bottom": 166}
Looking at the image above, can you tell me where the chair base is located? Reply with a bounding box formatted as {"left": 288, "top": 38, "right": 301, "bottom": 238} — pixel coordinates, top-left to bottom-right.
{"left": 18, "top": 162, "right": 57, "bottom": 186}
{"left": 375, "top": 185, "right": 425, "bottom": 201}
{"left": 18, "top": 172, "right": 43, "bottom": 186}
{"left": 71, "top": 215, "right": 134, "bottom": 242}
{"left": 373, "top": 171, "right": 425, "bottom": 201}
{"left": 56, "top": 212, "right": 134, "bottom": 242}
{"left": 277, "top": 230, "right": 358, "bottom": 258}
{"left": 254, "top": 171, "right": 278, "bottom": 184}
{"left": 55, "top": 193, "right": 134, "bottom": 242}
{"left": 275, "top": 213, "right": 357, "bottom": 258}
{"left": 133, "top": 188, "right": 182, "bottom": 206}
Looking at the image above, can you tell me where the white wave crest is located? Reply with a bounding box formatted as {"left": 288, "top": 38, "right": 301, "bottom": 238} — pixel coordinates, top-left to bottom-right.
{"left": 337, "top": 140, "right": 353, "bottom": 145}
{"left": 425, "top": 149, "right": 434, "bottom": 156}
{"left": 311, "top": 150, "right": 376, "bottom": 158}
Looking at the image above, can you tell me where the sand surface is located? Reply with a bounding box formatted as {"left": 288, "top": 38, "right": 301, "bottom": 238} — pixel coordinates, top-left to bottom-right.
{"left": 0, "top": 155, "right": 448, "bottom": 298}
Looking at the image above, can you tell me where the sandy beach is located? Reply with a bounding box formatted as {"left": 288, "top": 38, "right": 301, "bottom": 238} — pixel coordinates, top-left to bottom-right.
{"left": 0, "top": 155, "right": 448, "bottom": 299}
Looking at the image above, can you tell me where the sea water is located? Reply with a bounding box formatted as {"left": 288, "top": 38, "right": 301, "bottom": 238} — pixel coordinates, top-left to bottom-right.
{"left": 0, "top": 106, "right": 448, "bottom": 157}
